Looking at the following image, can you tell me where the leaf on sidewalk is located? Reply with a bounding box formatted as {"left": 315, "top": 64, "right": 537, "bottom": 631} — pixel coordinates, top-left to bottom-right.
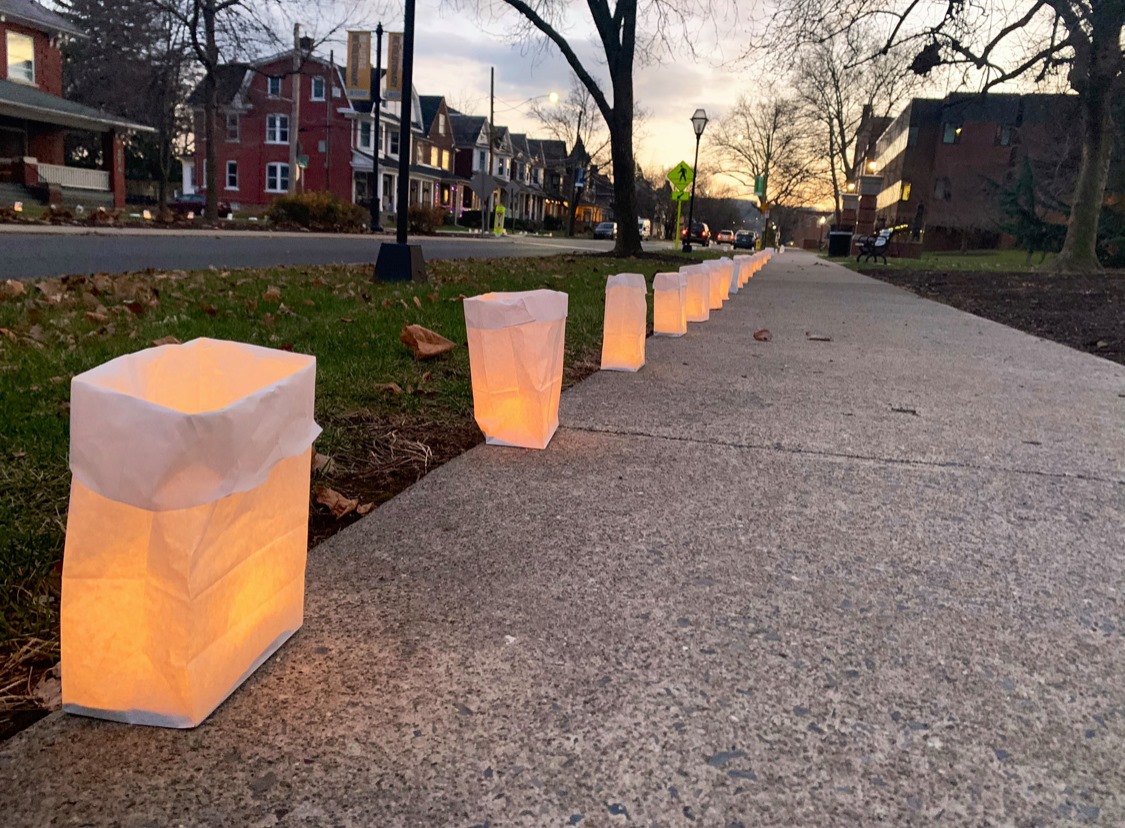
{"left": 315, "top": 486, "right": 358, "bottom": 519}
{"left": 753, "top": 328, "right": 772, "bottom": 342}
{"left": 401, "top": 324, "right": 456, "bottom": 360}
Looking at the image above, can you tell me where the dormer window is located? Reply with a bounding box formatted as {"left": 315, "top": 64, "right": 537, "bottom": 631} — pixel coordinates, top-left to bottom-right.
{"left": 268, "top": 76, "right": 282, "bottom": 97}
{"left": 6, "top": 32, "right": 35, "bottom": 84}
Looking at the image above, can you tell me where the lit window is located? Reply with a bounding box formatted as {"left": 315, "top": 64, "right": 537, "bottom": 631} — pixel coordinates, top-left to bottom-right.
{"left": 6, "top": 32, "right": 34, "bottom": 84}
{"left": 900, "top": 181, "right": 912, "bottom": 201}
{"left": 225, "top": 161, "right": 238, "bottom": 190}
{"left": 266, "top": 162, "right": 290, "bottom": 192}
{"left": 268, "top": 77, "right": 282, "bottom": 97}
{"left": 311, "top": 76, "right": 325, "bottom": 101}
{"left": 942, "top": 123, "right": 961, "bottom": 144}
{"left": 266, "top": 114, "right": 289, "bottom": 144}
{"left": 226, "top": 113, "right": 240, "bottom": 141}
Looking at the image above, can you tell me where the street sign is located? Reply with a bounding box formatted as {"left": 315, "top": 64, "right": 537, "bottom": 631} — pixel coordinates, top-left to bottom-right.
{"left": 670, "top": 189, "right": 690, "bottom": 202}
{"left": 668, "top": 161, "right": 693, "bottom": 190}
{"left": 754, "top": 174, "right": 767, "bottom": 197}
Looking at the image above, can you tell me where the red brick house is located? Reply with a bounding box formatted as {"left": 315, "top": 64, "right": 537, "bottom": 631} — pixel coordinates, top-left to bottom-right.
{"left": 0, "top": 0, "right": 150, "bottom": 208}
{"left": 187, "top": 48, "right": 356, "bottom": 209}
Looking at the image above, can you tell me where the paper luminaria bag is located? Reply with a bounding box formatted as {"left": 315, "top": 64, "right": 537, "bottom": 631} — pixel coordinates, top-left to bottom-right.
{"left": 653, "top": 271, "right": 688, "bottom": 336}
{"left": 600, "top": 272, "right": 648, "bottom": 372}
{"left": 61, "top": 338, "right": 321, "bottom": 728}
{"left": 464, "top": 289, "right": 568, "bottom": 449}
{"left": 707, "top": 260, "right": 727, "bottom": 310}
{"left": 682, "top": 264, "right": 710, "bottom": 322}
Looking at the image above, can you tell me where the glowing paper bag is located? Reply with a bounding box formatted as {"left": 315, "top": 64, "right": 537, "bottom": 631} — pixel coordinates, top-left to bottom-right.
{"left": 719, "top": 257, "right": 735, "bottom": 298}
{"left": 62, "top": 338, "right": 321, "bottom": 728}
{"left": 707, "top": 260, "right": 727, "bottom": 310}
{"left": 653, "top": 271, "right": 688, "bottom": 337}
{"left": 734, "top": 255, "right": 750, "bottom": 288}
{"left": 464, "top": 289, "right": 568, "bottom": 449}
{"left": 682, "top": 264, "right": 710, "bottom": 322}
{"left": 601, "top": 272, "right": 647, "bottom": 372}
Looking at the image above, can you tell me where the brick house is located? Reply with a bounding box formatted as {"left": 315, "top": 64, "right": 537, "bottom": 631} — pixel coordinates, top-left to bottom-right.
{"left": 187, "top": 48, "right": 356, "bottom": 210}
{"left": 0, "top": 0, "right": 150, "bottom": 208}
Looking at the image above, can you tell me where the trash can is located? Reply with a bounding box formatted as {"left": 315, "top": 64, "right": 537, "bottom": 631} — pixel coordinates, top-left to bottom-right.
{"left": 827, "top": 231, "right": 853, "bottom": 257}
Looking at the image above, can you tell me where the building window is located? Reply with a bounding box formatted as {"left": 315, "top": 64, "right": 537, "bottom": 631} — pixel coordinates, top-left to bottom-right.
{"left": 266, "top": 162, "right": 290, "bottom": 192}
{"left": 6, "top": 32, "right": 35, "bottom": 84}
{"left": 900, "top": 180, "right": 912, "bottom": 201}
{"left": 438, "top": 113, "right": 447, "bottom": 135}
{"left": 934, "top": 177, "right": 951, "bottom": 200}
{"left": 225, "top": 160, "right": 238, "bottom": 190}
{"left": 942, "top": 123, "right": 961, "bottom": 144}
{"left": 995, "top": 125, "right": 1013, "bottom": 146}
{"left": 478, "top": 150, "right": 486, "bottom": 170}
{"left": 389, "top": 129, "right": 400, "bottom": 155}
{"left": 268, "top": 76, "right": 282, "bottom": 97}
{"left": 359, "top": 120, "right": 372, "bottom": 150}
{"left": 225, "top": 113, "right": 240, "bottom": 141}
{"left": 311, "top": 76, "right": 326, "bottom": 101}
{"left": 266, "top": 114, "right": 289, "bottom": 144}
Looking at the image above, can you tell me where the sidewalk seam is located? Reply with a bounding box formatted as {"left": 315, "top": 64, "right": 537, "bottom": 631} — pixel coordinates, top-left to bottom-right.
{"left": 562, "top": 424, "right": 1125, "bottom": 486}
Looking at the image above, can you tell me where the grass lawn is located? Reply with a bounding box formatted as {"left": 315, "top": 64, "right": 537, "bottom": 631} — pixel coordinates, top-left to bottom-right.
{"left": 0, "top": 248, "right": 719, "bottom": 726}
{"left": 833, "top": 248, "right": 1056, "bottom": 272}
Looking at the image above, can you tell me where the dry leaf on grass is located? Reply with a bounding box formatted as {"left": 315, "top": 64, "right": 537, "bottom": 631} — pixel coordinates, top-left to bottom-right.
{"left": 84, "top": 310, "right": 109, "bottom": 324}
{"left": 2, "top": 279, "right": 26, "bottom": 298}
{"left": 376, "top": 382, "right": 404, "bottom": 395}
{"left": 263, "top": 286, "right": 282, "bottom": 302}
{"left": 315, "top": 486, "right": 358, "bottom": 518}
{"left": 32, "top": 664, "right": 62, "bottom": 711}
{"left": 151, "top": 336, "right": 181, "bottom": 346}
{"left": 400, "top": 324, "right": 456, "bottom": 360}
{"left": 356, "top": 502, "right": 375, "bottom": 516}
{"left": 753, "top": 329, "right": 772, "bottom": 342}
{"left": 312, "top": 452, "right": 334, "bottom": 474}
{"left": 412, "top": 296, "right": 422, "bottom": 309}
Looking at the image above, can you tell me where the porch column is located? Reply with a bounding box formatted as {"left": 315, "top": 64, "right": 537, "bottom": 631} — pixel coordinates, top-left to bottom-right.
{"left": 102, "top": 130, "right": 126, "bottom": 209}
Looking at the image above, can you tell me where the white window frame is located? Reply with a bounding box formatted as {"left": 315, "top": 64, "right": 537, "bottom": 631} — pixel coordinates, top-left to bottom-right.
{"left": 437, "top": 113, "right": 447, "bottom": 135}
{"left": 266, "top": 162, "right": 290, "bottom": 193}
{"left": 6, "top": 32, "right": 35, "bottom": 85}
{"left": 268, "top": 76, "right": 282, "bottom": 97}
{"left": 266, "top": 114, "right": 289, "bottom": 144}
{"left": 225, "top": 112, "right": 240, "bottom": 142}
{"left": 359, "top": 120, "right": 372, "bottom": 150}
{"left": 388, "top": 129, "right": 400, "bottom": 156}
{"left": 311, "top": 76, "right": 326, "bottom": 101}
{"left": 225, "top": 160, "right": 239, "bottom": 190}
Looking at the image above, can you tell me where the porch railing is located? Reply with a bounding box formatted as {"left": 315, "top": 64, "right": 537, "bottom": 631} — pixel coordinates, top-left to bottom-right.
{"left": 36, "top": 162, "right": 110, "bottom": 191}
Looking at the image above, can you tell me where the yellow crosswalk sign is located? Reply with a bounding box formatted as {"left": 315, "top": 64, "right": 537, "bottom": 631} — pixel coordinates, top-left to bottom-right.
{"left": 668, "top": 161, "right": 693, "bottom": 190}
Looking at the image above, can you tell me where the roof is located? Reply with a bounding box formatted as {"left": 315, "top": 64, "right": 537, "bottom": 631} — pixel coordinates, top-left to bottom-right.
{"left": 418, "top": 95, "right": 444, "bottom": 134}
{"left": 0, "top": 0, "right": 84, "bottom": 37}
{"left": 530, "top": 138, "right": 567, "bottom": 164}
{"left": 450, "top": 114, "right": 487, "bottom": 147}
{"left": 186, "top": 64, "right": 250, "bottom": 107}
{"left": 0, "top": 78, "right": 153, "bottom": 133}
{"left": 509, "top": 133, "right": 530, "bottom": 158}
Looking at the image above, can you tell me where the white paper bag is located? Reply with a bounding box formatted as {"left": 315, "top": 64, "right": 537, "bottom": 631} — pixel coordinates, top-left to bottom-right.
{"left": 464, "top": 289, "right": 568, "bottom": 449}
{"left": 601, "top": 272, "right": 647, "bottom": 372}
{"left": 62, "top": 338, "right": 321, "bottom": 728}
{"left": 707, "top": 260, "right": 727, "bottom": 310}
{"left": 653, "top": 271, "right": 688, "bottom": 336}
{"left": 682, "top": 264, "right": 710, "bottom": 322}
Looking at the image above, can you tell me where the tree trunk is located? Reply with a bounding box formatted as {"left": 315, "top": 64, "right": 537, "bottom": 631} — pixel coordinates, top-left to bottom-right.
{"left": 609, "top": 63, "right": 641, "bottom": 256}
{"left": 1048, "top": 73, "right": 1114, "bottom": 273}
{"left": 202, "top": 1, "right": 218, "bottom": 221}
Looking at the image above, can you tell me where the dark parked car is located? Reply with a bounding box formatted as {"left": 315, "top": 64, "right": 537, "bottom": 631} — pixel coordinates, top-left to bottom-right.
{"left": 593, "top": 221, "right": 618, "bottom": 239}
{"left": 681, "top": 221, "right": 711, "bottom": 246}
{"left": 168, "top": 192, "right": 231, "bottom": 217}
{"left": 715, "top": 229, "right": 735, "bottom": 245}
{"left": 733, "top": 230, "right": 756, "bottom": 250}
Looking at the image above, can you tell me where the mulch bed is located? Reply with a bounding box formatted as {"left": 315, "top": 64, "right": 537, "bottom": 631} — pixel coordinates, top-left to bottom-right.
{"left": 859, "top": 268, "right": 1125, "bottom": 367}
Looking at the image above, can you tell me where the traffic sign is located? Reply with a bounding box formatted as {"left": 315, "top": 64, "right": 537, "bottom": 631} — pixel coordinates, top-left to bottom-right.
{"left": 670, "top": 189, "right": 690, "bottom": 202}
{"left": 668, "top": 161, "right": 694, "bottom": 190}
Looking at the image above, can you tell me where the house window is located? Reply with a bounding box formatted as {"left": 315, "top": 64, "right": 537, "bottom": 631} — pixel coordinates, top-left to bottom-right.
{"left": 389, "top": 129, "right": 400, "bottom": 155}
{"left": 996, "top": 125, "right": 1013, "bottom": 146}
{"left": 266, "top": 162, "right": 290, "bottom": 192}
{"left": 225, "top": 113, "right": 240, "bottom": 141}
{"left": 359, "top": 120, "right": 372, "bottom": 150}
{"left": 478, "top": 150, "right": 486, "bottom": 170}
{"left": 934, "top": 177, "right": 951, "bottom": 200}
{"left": 266, "top": 114, "right": 289, "bottom": 144}
{"left": 225, "top": 160, "right": 238, "bottom": 190}
{"left": 268, "top": 76, "right": 282, "bottom": 97}
{"left": 900, "top": 180, "right": 912, "bottom": 201}
{"left": 437, "top": 113, "right": 447, "bottom": 135}
{"left": 311, "top": 76, "right": 326, "bottom": 101}
{"left": 942, "top": 123, "right": 961, "bottom": 144}
{"left": 6, "top": 32, "right": 34, "bottom": 84}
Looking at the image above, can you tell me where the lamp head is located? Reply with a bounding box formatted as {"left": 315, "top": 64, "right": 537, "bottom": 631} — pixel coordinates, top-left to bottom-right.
{"left": 691, "top": 108, "right": 709, "bottom": 137}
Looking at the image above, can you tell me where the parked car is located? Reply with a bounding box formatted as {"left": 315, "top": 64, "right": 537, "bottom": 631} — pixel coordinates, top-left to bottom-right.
{"left": 681, "top": 221, "right": 711, "bottom": 246}
{"left": 168, "top": 192, "right": 231, "bottom": 217}
{"left": 733, "top": 230, "right": 756, "bottom": 250}
{"left": 715, "top": 229, "right": 735, "bottom": 245}
{"left": 593, "top": 221, "right": 618, "bottom": 239}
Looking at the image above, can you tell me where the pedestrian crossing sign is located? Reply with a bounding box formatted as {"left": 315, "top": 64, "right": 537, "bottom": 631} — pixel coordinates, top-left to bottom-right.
{"left": 668, "top": 161, "right": 693, "bottom": 190}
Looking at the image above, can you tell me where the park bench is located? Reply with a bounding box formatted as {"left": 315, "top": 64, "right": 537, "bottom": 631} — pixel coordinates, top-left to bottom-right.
{"left": 855, "top": 227, "right": 896, "bottom": 265}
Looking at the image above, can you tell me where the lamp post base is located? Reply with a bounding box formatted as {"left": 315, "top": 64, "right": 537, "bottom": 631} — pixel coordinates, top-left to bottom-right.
{"left": 682, "top": 241, "right": 693, "bottom": 252}
{"left": 374, "top": 242, "right": 427, "bottom": 283}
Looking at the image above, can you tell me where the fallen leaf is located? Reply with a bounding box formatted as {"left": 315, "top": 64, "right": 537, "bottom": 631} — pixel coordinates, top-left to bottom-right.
{"left": 278, "top": 342, "right": 294, "bottom": 351}
{"left": 302, "top": 299, "right": 315, "bottom": 307}
{"left": 427, "top": 292, "right": 439, "bottom": 303}
{"left": 412, "top": 296, "right": 423, "bottom": 309}
{"left": 356, "top": 502, "right": 375, "bottom": 516}
{"left": 315, "top": 486, "right": 357, "bottom": 519}
{"left": 123, "top": 300, "right": 146, "bottom": 315}
{"left": 312, "top": 452, "right": 333, "bottom": 473}
{"left": 311, "top": 276, "right": 328, "bottom": 287}
{"left": 31, "top": 664, "right": 62, "bottom": 711}
{"left": 84, "top": 310, "right": 109, "bottom": 324}
{"left": 401, "top": 324, "right": 456, "bottom": 360}
{"left": 381, "top": 298, "right": 393, "bottom": 309}
{"left": 151, "top": 336, "right": 181, "bottom": 346}
{"left": 339, "top": 316, "right": 355, "bottom": 324}
{"left": 805, "top": 333, "right": 832, "bottom": 342}
{"left": 26, "top": 325, "right": 46, "bottom": 343}
{"left": 201, "top": 303, "right": 218, "bottom": 316}
{"left": 420, "top": 371, "right": 433, "bottom": 384}
{"left": 260, "top": 313, "right": 276, "bottom": 327}
{"left": 2, "top": 279, "right": 26, "bottom": 298}
{"left": 0, "top": 327, "right": 17, "bottom": 341}
{"left": 263, "top": 286, "right": 281, "bottom": 303}
{"left": 399, "top": 299, "right": 411, "bottom": 311}
{"left": 753, "top": 329, "right": 772, "bottom": 342}
{"left": 376, "top": 382, "right": 404, "bottom": 395}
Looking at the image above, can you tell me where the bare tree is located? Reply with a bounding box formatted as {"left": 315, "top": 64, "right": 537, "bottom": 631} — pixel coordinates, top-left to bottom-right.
{"left": 769, "top": 0, "right": 1124, "bottom": 273}
{"left": 529, "top": 77, "right": 611, "bottom": 168}
{"left": 710, "top": 94, "right": 828, "bottom": 210}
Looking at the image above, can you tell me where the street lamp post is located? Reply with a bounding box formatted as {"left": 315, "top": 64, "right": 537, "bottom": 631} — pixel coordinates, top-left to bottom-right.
{"left": 368, "top": 22, "right": 384, "bottom": 232}
{"left": 683, "top": 108, "right": 708, "bottom": 252}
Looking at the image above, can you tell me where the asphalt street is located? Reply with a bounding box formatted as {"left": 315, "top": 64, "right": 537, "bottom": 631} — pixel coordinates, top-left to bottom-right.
{"left": 0, "top": 229, "right": 628, "bottom": 279}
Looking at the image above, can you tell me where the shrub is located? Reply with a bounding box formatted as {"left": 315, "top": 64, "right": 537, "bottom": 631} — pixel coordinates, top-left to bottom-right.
{"left": 265, "top": 191, "right": 367, "bottom": 233}
{"left": 407, "top": 205, "right": 447, "bottom": 234}
{"left": 543, "top": 215, "right": 563, "bottom": 231}
{"left": 459, "top": 209, "right": 482, "bottom": 229}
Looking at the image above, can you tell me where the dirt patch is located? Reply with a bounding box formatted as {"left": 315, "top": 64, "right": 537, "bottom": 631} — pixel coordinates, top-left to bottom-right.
{"left": 860, "top": 268, "right": 1125, "bottom": 367}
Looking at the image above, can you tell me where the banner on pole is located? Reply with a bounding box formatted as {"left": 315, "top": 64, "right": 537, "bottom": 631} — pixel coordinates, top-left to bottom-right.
{"left": 385, "top": 32, "right": 404, "bottom": 101}
{"left": 345, "top": 31, "right": 371, "bottom": 101}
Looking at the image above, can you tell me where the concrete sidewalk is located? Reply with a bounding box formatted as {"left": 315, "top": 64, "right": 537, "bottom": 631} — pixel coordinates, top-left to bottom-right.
{"left": 1, "top": 251, "right": 1122, "bottom": 826}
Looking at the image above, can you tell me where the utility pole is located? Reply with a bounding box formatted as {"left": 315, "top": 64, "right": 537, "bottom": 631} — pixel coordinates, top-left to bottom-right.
{"left": 566, "top": 110, "right": 583, "bottom": 237}
{"left": 289, "top": 24, "right": 300, "bottom": 194}
{"left": 485, "top": 66, "right": 494, "bottom": 237}
{"left": 369, "top": 23, "right": 384, "bottom": 232}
